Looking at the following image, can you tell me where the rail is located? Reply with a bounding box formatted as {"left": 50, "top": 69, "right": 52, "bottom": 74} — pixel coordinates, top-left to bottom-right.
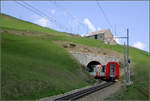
{"left": 54, "top": 81, "right": 115, "bottom": 101}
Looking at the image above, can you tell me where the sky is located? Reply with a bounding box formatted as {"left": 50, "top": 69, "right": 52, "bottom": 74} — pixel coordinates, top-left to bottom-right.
{"left": 1, "top": 1, "right": 149, "bottom": 52}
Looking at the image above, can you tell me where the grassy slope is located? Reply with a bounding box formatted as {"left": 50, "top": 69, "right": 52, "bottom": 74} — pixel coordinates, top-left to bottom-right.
{"left": 1, "top": 13, "right": 149, "bottom": 100}
{"left": 2, "top": 33, "right": 96, "bottom": 100}
{"left": 1, "top": 14, "right": 95, "bottom": 100}
{"left": 50, "top": 31, "right": 149, "bottom": 100}
{"left": 0, "top": 14, "right": 59, "bottom": 34}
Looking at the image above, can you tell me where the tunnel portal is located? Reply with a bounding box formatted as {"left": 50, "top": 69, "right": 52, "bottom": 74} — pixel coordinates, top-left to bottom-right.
{"left": 87, "top": 61, "right": 101, "bottom": 72}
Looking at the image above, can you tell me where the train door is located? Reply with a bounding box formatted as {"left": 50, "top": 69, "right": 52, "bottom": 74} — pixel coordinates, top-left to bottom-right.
{"left": 110, "top": 64, "right": 116, "bottom": 78}
{"left": 105, "top": 62, "right": 120, "bottom": 80}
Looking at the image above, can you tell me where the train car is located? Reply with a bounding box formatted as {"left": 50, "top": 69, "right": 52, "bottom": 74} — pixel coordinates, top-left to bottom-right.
{"left": 105, "top": 62, "right": 120, "bottom": 81}
{"left": 89, "top": 62, "right": 120, "bottom": 81}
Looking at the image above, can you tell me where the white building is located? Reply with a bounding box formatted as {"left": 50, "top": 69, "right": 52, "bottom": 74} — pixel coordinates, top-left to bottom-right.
{"left": 85, "top": 29, "right": 116, "bottom": 45}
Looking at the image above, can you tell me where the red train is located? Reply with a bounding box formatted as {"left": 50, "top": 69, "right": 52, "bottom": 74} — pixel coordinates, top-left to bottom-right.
{"left": 88, "top": 61, "right": 120, "bottom": 81}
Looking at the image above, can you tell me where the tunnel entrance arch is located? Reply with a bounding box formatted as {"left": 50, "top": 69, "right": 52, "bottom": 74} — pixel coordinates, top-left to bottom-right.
{"left": 87, "top": 61, "right": 101, "bottom": 72}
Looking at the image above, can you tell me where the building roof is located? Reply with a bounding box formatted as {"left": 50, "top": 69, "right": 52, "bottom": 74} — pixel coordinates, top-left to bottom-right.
{"left": 85, "top": 29, "right": 110, "bottom": 37}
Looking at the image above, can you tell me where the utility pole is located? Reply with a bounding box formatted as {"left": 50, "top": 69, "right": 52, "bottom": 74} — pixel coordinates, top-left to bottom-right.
{"left": 126, "top": 28, "right": 132, "bottom": 85}
{"left": 113, "top": 28, "right": 132, "bottom": 85}
{"left": 78, "top": 24, "right": 80, "bottom": 35}
{"left": 86, "top": 25, "right": 89, "bottom": 34}
{"left": 124, "top": 42, "right": 126, "bottom": 83}
{"left": 115, "top": 25, "right": 116, "bottom": 36}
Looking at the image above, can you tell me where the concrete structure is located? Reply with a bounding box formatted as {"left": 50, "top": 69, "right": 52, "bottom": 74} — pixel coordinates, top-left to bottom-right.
{"left": 70, "top": 52, "right": 121, "bottom": 67}
{"left": 85, "top": 29, "right": 116, "bottom": 45}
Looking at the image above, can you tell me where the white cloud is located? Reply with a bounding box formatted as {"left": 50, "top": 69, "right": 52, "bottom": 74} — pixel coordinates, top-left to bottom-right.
{"left": 83, "top": 18, "right": 96, "bottom": 32}
{"left": 51, "top": 9, "right": 56, "bottom": 15}
{"left": 36, "top": 17, "right": 49, "bottom": 27}
{"left": 113, "top": 35, "right": 120, "bottom": 43}
{"left": 133, "top": 41, "right": 145, "bottom": 50}
{"left": 97, "top": 26, "right": 102, "bottom": 31}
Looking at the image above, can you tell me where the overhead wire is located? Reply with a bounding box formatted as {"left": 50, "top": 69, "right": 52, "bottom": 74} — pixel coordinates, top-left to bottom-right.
{"left": 53, "top": 1, "right": 87, "bottom": 34}
{"left": 96, "top": 0, "right": 113, "bottom": 29}
{"left": 21, "top": 1, "right": 66, "bottom": 31}
{"left": 22, "top": 1, "right": 54, "bottom": 22}
{"left": 50, "top": 1, "right": 74, "bottom": 33}
{"left": 15, "top": 1, "right": 45, "bottom": 19}
{"left": 15, "top": 0, "right": 68, "bottom": 32}
{"left": 15, "top": 1, "right": 90, "bottom": 34}
{"left": 53, "top": 1, "right": 78, "bottom": 34}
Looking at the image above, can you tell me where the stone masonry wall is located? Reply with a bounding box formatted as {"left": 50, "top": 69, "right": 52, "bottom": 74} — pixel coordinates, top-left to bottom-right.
{"left": 70, "top": 52, "right": 121, "bottom": 66}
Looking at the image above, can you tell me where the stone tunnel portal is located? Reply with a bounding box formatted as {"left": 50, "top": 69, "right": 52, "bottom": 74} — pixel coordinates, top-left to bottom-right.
{"left": 87, "top": 61, "right": 101, "bottom": 72}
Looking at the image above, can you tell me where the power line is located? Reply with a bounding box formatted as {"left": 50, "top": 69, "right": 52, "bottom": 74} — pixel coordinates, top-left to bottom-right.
{"left": 22, "top": 1, "right": 54, "bottom": 22}
{"left": 21, "top": 1, "right": 63, "bottom": 30}
{"left": 54, "top": 2, "right": 74, "bottom": 33}
{"left": 96, "top": 0, "right": 113, "bottom": 29}
{"left": 15, "top": 1, "right": 68, "bottom": 32}
{"left": 53, "top": 1, "right": 87, "bottom": 34}
{"left": 15, "top": 1, "right": 45, "bottom": 19}
{"left": 53, "top": 1, "right": 77, "bottom": 33}
{"left": 50, "top": 1, "right": 75, "bottom": 33}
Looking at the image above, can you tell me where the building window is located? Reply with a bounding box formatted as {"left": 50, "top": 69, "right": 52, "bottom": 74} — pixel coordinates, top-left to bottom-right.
{"left": 100, "top": 35, "right": 103, "bottom": 39}
{"left": 95, "top": 35, "right": 97, "bottom": 39}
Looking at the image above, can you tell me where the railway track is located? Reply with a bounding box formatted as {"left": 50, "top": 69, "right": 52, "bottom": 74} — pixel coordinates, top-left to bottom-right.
{"left": 54, "top": 81, "right": 115, "bottom": 101}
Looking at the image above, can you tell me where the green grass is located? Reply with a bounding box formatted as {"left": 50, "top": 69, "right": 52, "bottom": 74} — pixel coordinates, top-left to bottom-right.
{"left": 1, "top": 33, "right": 95, "bottom": 100}
{"left": 1, "top": 13, "right": 149, "bottom": 100}
{"left": 0, "top": 13, "right": 69, "bottom": 36}
{"left": 52, "top": 34, "right": 150, "bottom": 100}
{"left": 106, "top": 49, "right": 149, "bottom": 100}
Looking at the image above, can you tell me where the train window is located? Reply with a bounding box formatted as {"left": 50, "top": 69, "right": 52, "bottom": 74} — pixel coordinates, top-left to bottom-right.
{"left": 102, "top": 66, "right": 105, "bottom": 72}
{"left": 89, "top": 65, "right": 95, "bottom": 72}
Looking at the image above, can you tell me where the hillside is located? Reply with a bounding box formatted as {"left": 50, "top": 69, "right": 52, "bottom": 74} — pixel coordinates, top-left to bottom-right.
{"left": 1, "top": 14, "right": 95, "bottom": 100}
{"left": 1, "top": 13, "right": 149, "bottom": 100}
